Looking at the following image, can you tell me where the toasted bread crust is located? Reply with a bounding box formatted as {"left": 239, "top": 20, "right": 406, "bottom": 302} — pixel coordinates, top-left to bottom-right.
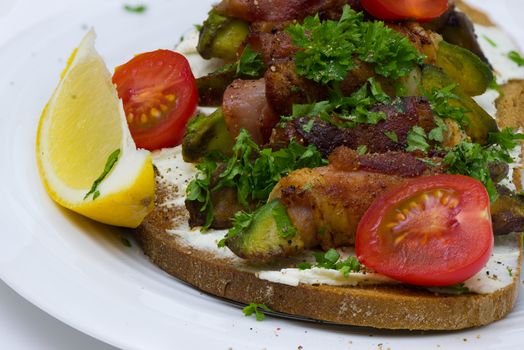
{"left": 136, "top": 4, "right": 522, "bottom": 331}
{"left": 136, "top": 181, "right": 522, "bottom": 330}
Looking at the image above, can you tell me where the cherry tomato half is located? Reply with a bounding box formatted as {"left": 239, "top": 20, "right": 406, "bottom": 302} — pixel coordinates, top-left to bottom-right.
{"left": 361, "top": 0, "right": 449, "bottom": 22}
{"left": 356, "top": 175, "right": 493, "bottom": 287}
{"left": 113, "top": 50, "right": 198, "bottom": 151}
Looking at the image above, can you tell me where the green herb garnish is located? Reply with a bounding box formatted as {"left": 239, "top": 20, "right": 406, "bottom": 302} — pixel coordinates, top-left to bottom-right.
{"left": 444, "top": 128, "right": 524, "bottom": 202}
{"left": 508, "top": 50, "right": 524, "bottom": 67}
{"left": 357, "top": 145, "right": 368, "bottom": 155}
{"left": 300, "top": 249, "right": 361, "bottom": 277}
{"left": 217, "top": 45, "right": 265, "bottom": 78}
{"left": 423, "top": 84, "right": 468, "bottom": 127}
{"left": 384, "top": 131, "right": 398, "bottom": 142}
{"left": 84, "top": 149, "right": 121, "bottom": 200}
{"left": 483, "top": 35, "right": 497, "bottom": 47}
{"left": 242, "top": 303, "right": 271, "bottom": 321}
{"left": 406, "top": 126, "right": 430, "bottom": 153}
{"left": 282, "top": 78, "right": 390, "bottom": 129}
{"left": 236, "top": 45, "right": 265, "bottom": 77}
{"left": 287, "top": 5, "right": 425, "bottom": 85}
{"left": 123, "top": 4, "right": 147, "bottom": 13}
{"left": 187, "top": 130, "right": 325, "bottom": 228}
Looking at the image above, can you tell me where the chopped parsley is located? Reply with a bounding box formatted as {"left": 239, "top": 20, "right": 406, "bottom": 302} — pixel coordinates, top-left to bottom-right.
{"left": 507, "top": 266, "right": 514, "bottom": 277}
{"left": 236, "top": 45, "right": 265, "bottom": 77}
{"left": 243, "top": 303, "right": 271, "bottom": 321}
{"left": 217, "top": 45, "right": 265, "bottom": 78}
{"left": 423, "top": 84, "right": 467, "bottom": 128}
{"left": 357, "top": 145, "right": 368, "bottom": 155}
{"left": 298, "top": 249, "right": 361, "bottom": 277}
{"left": 508, "top": 50, "right": 524, "bottom": 67}
{"left": 282, "top": 78, "right": 390, "bottom": 128}
{"left": 187, "top": 130, "right": 325, "bottom": 228}
{"left": 384, "top": 131, "right": 398, "bottom": 142}
{"left": 84, "top": 149, "right": 121, "bottom": 200}
{"left": 406, "top": 126, "right": 430, "bottom": 153}
{"left": 287, "top": 5, "right": 425, "bottom": 85}
{"left": 483, "top": 35, "right": 497, "bottom": 48}
{"left": 123, "top": 4, "right": 147, "bottom": 13}
{"left": 444, "top": 128, "right": 524, "bottom": 202}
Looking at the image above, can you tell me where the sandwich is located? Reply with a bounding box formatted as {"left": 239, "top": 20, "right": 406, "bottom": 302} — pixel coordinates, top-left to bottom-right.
{"left": 135, "top": 0, "right": 523, "bottom": 330}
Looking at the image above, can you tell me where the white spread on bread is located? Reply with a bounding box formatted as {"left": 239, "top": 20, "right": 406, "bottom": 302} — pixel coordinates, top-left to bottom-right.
{"left": 152, "top": 27, "right": 523, "bottom": 295}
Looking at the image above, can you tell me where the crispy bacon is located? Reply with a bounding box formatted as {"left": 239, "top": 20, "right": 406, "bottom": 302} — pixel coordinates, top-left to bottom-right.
{"left": 269, "top": 149, "right": 438, "bottom": 248}
{"left": 214, "top": 0, "right": 361, "bottom": 22}
{"left": 222, "top": 79, "right": 279, "bottom": 144}
{"left": 271, "top": 97, "right": 437, "bottom": 157}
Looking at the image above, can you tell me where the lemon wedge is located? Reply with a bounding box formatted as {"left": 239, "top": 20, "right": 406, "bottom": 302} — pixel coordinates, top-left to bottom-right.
{"left": 36, "top": 30, "right": 155, "bottom": 228}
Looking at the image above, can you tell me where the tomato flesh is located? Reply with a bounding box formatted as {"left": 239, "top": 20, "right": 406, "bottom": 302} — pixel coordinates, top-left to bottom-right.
{"left": 113, "top": 50, "right": 198, "bottom": 151}
{"left": 356, "top": 175, "right": 493, "bottom": 287}
{"left": 361, "top": 0, "right": 449, "bottom": 21}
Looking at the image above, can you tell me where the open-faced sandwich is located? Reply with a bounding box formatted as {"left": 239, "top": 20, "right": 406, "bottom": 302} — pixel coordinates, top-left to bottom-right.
{"left": 36, "top": 0, "right": 524, "bottom": 331}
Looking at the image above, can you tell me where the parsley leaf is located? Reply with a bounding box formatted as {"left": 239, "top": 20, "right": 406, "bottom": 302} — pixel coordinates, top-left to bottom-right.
{"left": 384, "top": 131, "right": 398, "bottom": 142}
{"left": 304, "top": 249, "right": 361, "bottom": 277}
{"left": 357, "top": 145, "right": 368, "bottom": 155}
{"left": 218, "top": 211, "right": 254, "bottom": 247}
{"left": 287, "top": 6, "right": 361, "bottom": 84}
{"left": 236, "top": 45, "right": 265, "bottom": 77}
{"left": 508, "top": 51, "right": 524, "bottom": 67}
{"left": 84, "top": 149, "right": 121, "bottom": 200}
{"left": 243, "top": 303, "right": 271, "bottom": 321}
{"left": 123, "top": 4, "right": 147, "bottom": 13}
{"left": 423, "top": 84, "right": 468, "bottom": 127}
{"left": 187, "top": 130, "right": 325, "bottom": 228}
{"left": 357, "top": 20, "right": 425, "bottom": 79}
{"left": 287, "top": 5, "right": 424, "bottom": 85}
{"left": 483, "top": 35, "right": 497, "bottom": 48}
{"left": 406, "top": 126, "right": 430, "bottom": 153}
{"left": 444, "top": 129, "right": 524, "bottom": 202}
{"left": 283, "top": 78, "right": 390, "bottom": 128}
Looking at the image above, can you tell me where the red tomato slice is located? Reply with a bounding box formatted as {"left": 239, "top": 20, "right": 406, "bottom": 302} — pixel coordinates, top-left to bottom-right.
{"left": 113, "top": 50, "right": 198, "bottom": 151}
{"left": 361, "top": 0, "right": 449, "bottom": 22}
{"left": 356, "top": 175, "right": 493, "bottom": 287}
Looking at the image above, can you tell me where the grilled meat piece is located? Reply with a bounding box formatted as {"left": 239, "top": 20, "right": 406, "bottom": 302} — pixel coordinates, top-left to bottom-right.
{"left": 388, "top": 22, "right": 440, "bottom": 64}
{"left": 247, "top": 31, "right": 297, "bottom": 65}
{"left": 268, "top": 148, "right": 439, "bottom": 250}
{"left": 264, "top": 60, "right": 328, "bottom": 115}
{"left": 222, "top": 79, "right": 279, "bottom": 144}
{"left": 214, "top": 0, "right": 361, "bottom": 22}
{"left": 271, "top": 96, "right": 437, "bottom": 157}
{"left": 492, "top": 186, "right": 524, "bottom": 236}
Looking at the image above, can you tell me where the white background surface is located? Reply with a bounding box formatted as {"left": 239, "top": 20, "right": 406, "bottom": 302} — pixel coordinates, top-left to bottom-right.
{"left": 1, "top": 1, "right": 524, "bottom": 349}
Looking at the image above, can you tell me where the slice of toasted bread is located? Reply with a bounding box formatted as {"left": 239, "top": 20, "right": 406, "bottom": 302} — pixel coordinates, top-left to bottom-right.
{"left": 136, "top": 3, "right": 524, "bottom": 330}
{"left": 136, "top": 176, "right": 522, "bottom": 330}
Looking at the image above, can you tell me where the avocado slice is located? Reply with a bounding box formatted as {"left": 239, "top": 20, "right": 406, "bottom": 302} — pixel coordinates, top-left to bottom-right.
{"left": 436, "top": 40, "right": 493, "bottom": 96}
{"left": 226, "top": 200, "right": 304, "bottom": 263}
{"left": 182, "top": 108, "right": 234, "bottom": 163}
{"left": 421, "top": 65, "right": 498, "bottom": 145}
{"left": 197, "top": 10, "right": 250, "bottom": 61}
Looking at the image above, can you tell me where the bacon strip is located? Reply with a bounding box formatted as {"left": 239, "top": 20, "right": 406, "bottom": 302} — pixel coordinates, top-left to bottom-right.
{"left": 214, "top": 0, "right": 360, "bottom": 22}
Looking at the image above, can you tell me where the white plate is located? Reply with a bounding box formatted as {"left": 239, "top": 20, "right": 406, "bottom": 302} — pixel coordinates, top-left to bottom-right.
{"left": 0, "top": 0, "right": 523, "bottom": 349}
